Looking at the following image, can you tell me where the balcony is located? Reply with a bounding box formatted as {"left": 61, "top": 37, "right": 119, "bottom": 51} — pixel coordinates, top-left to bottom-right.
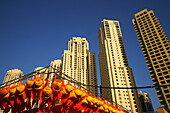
{"left": 141, "top": 44, "right": 144, "bottom": 48}
{"left": 157, "top": 94, "right": 162, "bottom": 97}
{"left": 149, "top": 69, "right": 154, "bottom": 73}
{"left": 144, "top": 53, "right": 148, "bottom": 57}
{"left": 146, "top": 59, "right": 150, "bottom": 63}
{"left": 156, "top": 89, "right": 161, "bottom": 93}
{"left": 142, "top": 48, "right": 146, "bottom": 51}
{"left": 161, "top": 104, "right": 166, "bottom": 107}
{"left": 153, "top": 81, "right": 158, "bottom": 84}
{"left": 147, "top": 63, "right": 152, "bottom": 67}
{"left": 148, "top": 67, "right": 153, "bottom": 70}
{"left": 150, "top": 74, "right": 156, "bottom": 78}
{"left": 159, "top": 99, "right": 164, "bottom": 102}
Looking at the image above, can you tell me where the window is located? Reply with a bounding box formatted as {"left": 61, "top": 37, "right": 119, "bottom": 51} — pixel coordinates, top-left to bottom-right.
{"left": 155, "top": 66, "right": 159, "bottom": 68}
{"left": 166, "top": 95, "right": 170, "bottom": 98}
{"left": 152, "top": 58, "right": 156, "bottom": 61}
{"left": 163, "top": 71, "right": 168, "bottom": 74}
{"left": 167, "top": 80, "right": 170, "bottom": 83}
{"left": 163, "top": 86, "right": 167, "bottom": 89}
{"left": 164, "top": 90, "right": 169, "bottom": 93}
{"left": 158, "top": 73, "right": 162, "bottom": 76}
{"left": 160, "top": 64, "right": 165, "bottom": 67}
{"left": 161, "top": 81, "right": 165, "bottom": 84}
{"left": 159, "top": 77, "right": 164, "bottom": 80}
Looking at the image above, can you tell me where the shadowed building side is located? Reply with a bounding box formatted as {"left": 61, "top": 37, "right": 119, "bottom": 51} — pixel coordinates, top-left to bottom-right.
{"left": 138, "top": 91, "right": 154, "bottom": 113}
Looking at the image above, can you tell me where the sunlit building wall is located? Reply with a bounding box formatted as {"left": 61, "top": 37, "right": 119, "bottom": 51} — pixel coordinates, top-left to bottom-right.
{"left": 34, "top": 67, "right": 49, "bottom": 86}
{"left": 50, "top": 60, "right": 62, "bottom": 85}
{"left": 62, "top": 37, "right": 98, "bottom": 96}
{"left": 34, "top": 60, "right": 62, "bottom": 87}
{"left": 132, "top": 9, "right": 170, "bottom": 112}
{"left": 98, "top": 19, "right": 142, "bottom": 113}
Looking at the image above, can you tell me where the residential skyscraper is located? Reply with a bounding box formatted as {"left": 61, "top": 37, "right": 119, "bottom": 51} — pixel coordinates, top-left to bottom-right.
{"left": 98, "top": 19, "right": 142, "bottom": 113}
{"left": 132, "top": 9, "right": 170, "bottom": 112}
{"left": 2, "top": 69, "right": 24, "bottom": 87}
{"left": 88, "top": 52, "right": 98, "bottom": 95}
{"left": 138, "top": 91, "right": 154, "bottom": 113}
{"left": 50, "top": 60, "right": 62, "bottom": 75}
{"left": 50, "top": 60, "right": 62, "bottom": 85}
{"left": 33, "top": 60, "right": 62, "bottom": 108}
{"left": 34, "top": 67, "right": 49, "bottom": 86}
{"left": 34, "top": 60, "right": 62, "bottom": 87}
{"left": 62, "top": 37, "right": 98, "bottom": 96}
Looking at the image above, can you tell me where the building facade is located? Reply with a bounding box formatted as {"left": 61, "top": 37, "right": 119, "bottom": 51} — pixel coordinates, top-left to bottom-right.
{"left": 34, "top": 67, "right": 49, "bottom": 86}
{"left": 132, "top": 9, "right": 170, "bottom": 111}
{"left": 34, "top": 60, "right": 62, "bottom": 87}
{"left": 98, "top": 19, "right": 142, "bottom": 113}
{"left": 138, "top": 91, "right": 154, "bottom": 113}
{"left": 61, "top": 37, "right": 98, "bottom": 96}
{"left": 50, "top": 60, "right": 62, "bottom": 85}
{"left": 32, "top": 60, "right": 62, "bottom": 108}
{"left": 2, "top": 69, "right": 24, "bottom": 87}
{"left": 88, "top": 52, "right": 98, "bottom": 96}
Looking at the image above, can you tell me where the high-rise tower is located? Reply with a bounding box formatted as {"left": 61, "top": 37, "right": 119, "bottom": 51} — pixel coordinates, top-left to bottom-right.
{"left": 62, "top": 37, "right": 98, "bottom": 96}
{"left": 50, "top": 60, "right": 62, "bottom": 84}
{"left": 2, "top": 69, "right": 24, "bottom": 87}
{"left": 138, "top": 91, "right": 154, "bottom": 113}
{"left": 132, "top": 9, "right": 170, "bottom": 112}
{"left": 98, "top": 19, "right": 142, "bottom": 113}
{"left": 34, "top": 60, "right": 62, "bottom": 87}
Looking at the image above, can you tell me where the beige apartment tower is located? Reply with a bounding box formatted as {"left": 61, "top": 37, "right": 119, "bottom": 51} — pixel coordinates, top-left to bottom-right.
{"left": 34, "top": 60, "right": 62, "bottom": 87}
{"left": 2, "top": 69, "right": 24, "bottom": 87}
{"left": 50, "top": 60, "right": 62, "bottom": 84}
{"left": 132, "top": 9, "right": 170, "bottom": 112}
{"left": 62, "top": 37, "right": 98, "bottom": 96}
{"left": 98, "top": 19, "right": 142, "bottom": 113}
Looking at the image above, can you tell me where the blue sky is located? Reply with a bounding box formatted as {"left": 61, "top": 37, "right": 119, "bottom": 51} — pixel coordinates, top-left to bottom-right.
{"left": 0, "top": 0, "right": 170, "bottom": 111}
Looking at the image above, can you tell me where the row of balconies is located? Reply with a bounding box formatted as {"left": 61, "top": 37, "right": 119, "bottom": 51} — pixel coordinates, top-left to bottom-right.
{"left": 141, "top": 46, "right": 146, "bottom": 51}
{"left": 146, "top": 59, "right": 151, "bottom": 64}
{"left": 138, "top": 35, "right": 143, "bottom": 41}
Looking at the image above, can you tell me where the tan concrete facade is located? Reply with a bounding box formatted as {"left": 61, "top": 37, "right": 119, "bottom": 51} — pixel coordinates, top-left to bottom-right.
{"left": 98, "top": 19, "right": 142, "bottom": 113}
{"left": 62, "top": 37, "right": 98, "bottom": 96}
{"left": 50, "top": 60, "right": 62, "bottom": 85}
{"left": 2, "top": 69, "right": 24, "bottom": 87}
{"left": 34, "top": 67, "right": 48, "bottom": 85}
{"left": 133, "top": 9, "right": 170, "bottom": 112}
